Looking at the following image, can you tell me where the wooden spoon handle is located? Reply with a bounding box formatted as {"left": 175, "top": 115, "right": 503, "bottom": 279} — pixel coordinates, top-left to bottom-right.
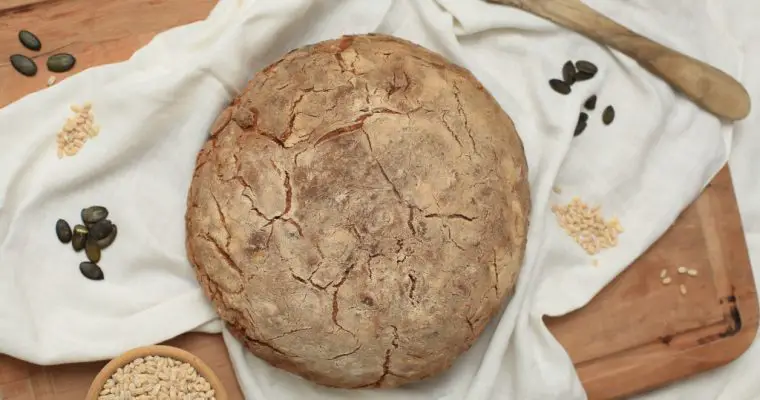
{"left": 487, "top": 0, "right": 751, "bottom": 121}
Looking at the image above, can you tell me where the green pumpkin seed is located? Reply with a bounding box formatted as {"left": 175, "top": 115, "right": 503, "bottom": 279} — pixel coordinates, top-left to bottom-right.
{"left": 562, "top": 60, "right": 576, "bottom": 84}
{"left": 79, "top": 262, "right": 104, "bottom": 281}
{"left": 584, "top": 95, "right": 597, "bottom": 110}
{"left": 72, "top": 230, "right": 87, "bottom": 252}
{"left": 10, "top": 54, "right": 37, "bottom": 77}
{"left": 602, "top": 105, "right": 615, "bottom": 125}
{"left": 96, "top": 224, "right": 118, "bottom": 250}
{"left": 18, "top": 30, "right": 41, "bottom": 51}
{"left": 46, "top": 53, "right": 76, "bottom": 73}
{"left": 81, "top": 206, "right": 108, "bottom": 225}
{"left": 549, "top": 79, "right": 571, "bottom": 95}
{"left": 575, "top": 60, "right": 598, "bottom": 75}
{"left": 85, "top": 240, "right": 101, "bottom": 263}
{"left": 89, "top": 219, "right": 113, "bottom": 241}
{"left": 55, "top": 219, "right": 72, "bottom": 243}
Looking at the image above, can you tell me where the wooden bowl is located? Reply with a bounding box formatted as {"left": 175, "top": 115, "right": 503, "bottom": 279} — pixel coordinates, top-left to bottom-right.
{"left": 86, "top": 344, "right": 229, "bottom": 400}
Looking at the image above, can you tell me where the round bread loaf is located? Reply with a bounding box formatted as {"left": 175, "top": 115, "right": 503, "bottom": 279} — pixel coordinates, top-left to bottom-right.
{"left": 186, "top": 34, "right": 530, "bottom": 389}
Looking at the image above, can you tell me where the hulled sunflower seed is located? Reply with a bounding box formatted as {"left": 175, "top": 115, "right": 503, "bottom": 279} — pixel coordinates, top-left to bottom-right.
{"left": 81, "top": 206, "right": 108, "bottom": 225}
{"left": 602, "top": 105, "right": 615, "bottom": 125}
{"left": 549, "top": 79, "right": 571, "bottom": 95}
{"left": 80, "top": 262, "right": 104, "bottom": 281}
{"left": 55, "top": 219, "right": 72, "bottom": 243}
{"left": 562, "top": 60, "right": 576, "bottom": 84}
{"left": 584, "top": 95, "right": 597, "bottom": 110}
{"left": 10, "top": 54, "right": 37, "bottom": 77}
{"left": 96, "top": 225, "right": 118, "bottom": 249}
{"left": 47, "top": 53, "right": 76, "bottom": 73}
{"left": 18, "top": 30, "right": 41, "bottom": 51}
{"left": 85, "top": 239, "right": 101, "bottom": 263}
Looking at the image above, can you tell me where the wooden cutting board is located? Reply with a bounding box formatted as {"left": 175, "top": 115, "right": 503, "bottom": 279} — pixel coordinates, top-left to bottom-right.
{"left": 0, "top": 1, "right": 756, "bottom": 399}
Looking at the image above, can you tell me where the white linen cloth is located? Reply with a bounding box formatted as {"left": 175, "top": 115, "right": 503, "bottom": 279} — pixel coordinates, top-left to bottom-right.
{"left": 0, "top": 0, "right": 757, "bottom": 399}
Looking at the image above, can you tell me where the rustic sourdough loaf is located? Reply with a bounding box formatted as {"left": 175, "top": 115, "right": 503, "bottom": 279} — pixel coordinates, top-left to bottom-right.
{"left": 185, "top": 33, "right": 530, "bottom": 388}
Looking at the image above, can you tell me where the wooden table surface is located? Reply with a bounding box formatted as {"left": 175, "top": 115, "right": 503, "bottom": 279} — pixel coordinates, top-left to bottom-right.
{"left": 0, "top": 1, "right": 757, "bottom": 399}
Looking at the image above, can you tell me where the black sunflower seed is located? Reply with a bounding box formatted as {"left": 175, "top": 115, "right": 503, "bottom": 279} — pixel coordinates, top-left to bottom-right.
{"left": 55, "top": 219, "right": 72, "bottom": 243}
{"left": 10, "top": 54, "right": 37, "bottom": 77}
{"left": 602, "top": 105, "right": 616, "bottom": 125}
{"left": 88, "top": 219, "right": 114, "bottom": 241}
{"left": 575, "top": 71, "right": 595, "bottom": 81}
{"left": 549, "top": 79, "right": 571, "bottom": 95}
{"left": 81, "top": 206, "right": 108, "bottom": 225}
{"left": 584, "top": 95, "right": 597, "bottom": 110}
{"left": 18, "top": 30, "right": 41, "bottom": 51}
{"left": 574, "top": 120, "right": 588, "bottom": 137}
{"left": 575, "top": 60, "right": 598, "bottom": 75}
{"left": 79, "top": 262, "right": 104, "bottom": 281}
{"left": 579, "top": 112, "right": 589, "bottom": 123}
{"left": 96, "top": 225, "right": 118, "bottom": 250}
{"left": 46, "top": 53, "right": 76, "bottom": 73}
{"left": 562, "top": 61, "right": 576, "bottom": 85}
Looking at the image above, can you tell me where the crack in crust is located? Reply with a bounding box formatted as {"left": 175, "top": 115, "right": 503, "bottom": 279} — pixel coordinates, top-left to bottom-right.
{"left": 185, "top": 33, "right": 530, "bottom": 389}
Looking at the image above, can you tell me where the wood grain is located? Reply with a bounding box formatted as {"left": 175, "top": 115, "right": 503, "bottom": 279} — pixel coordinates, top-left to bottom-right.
{"left": 0, "top": 1, "right": 756, "bottom": 400}
{"left": 487, "top": 0, "right": 752, "bottom": 121}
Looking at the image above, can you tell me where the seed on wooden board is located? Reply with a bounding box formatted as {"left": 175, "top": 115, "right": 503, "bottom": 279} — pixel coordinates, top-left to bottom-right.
{"left": 602, "top": 106, "right": 615, "bottom": 125}
{"left": 677, "top": 266, "right": 687, "bottom": 274}
{"left": 660, "top": 269, "right": 667, "bottom": 279}
{"left": 85, "top": 240, "right": 101, "bottom": 263}
{"left": 549, "top": 79, "right": 571, "bottom": 95}
{"left": 10, "top": 54, "right": 37, "bottom": 77}
{"left": 46, "top": 53, "right": 76, "bottom": 73}
{"left": 47, "top": 76, "right": 56, "bottom": 86}
{"left": 574, "top": 119, "right": 587, "bottom": 137}
{"left": 72, "top": 231, "right": 87, "bottom": 252}
{"left": 96, "top": 225, "right": 118, "bottom": 249}
{"left": 89, "top": 219, "right": 114, "bottom": 241}
{"left": 80, "top": 262, "right": 104, "bottom": 281}
{"left": 562, "top": 60, "right": 576, "bottom": 84}
{"left": 662, "top": 277, "right": 672, "bottom": 285}
{"left": 687, "top": 269, "right": 698, "bottom": 277}
{"left": 81, "top": 206, "right": 108, "bottom": 225}
{"left": 575, "top": 60, "right": 598, "bottom": 75}
{"left": 55, "top": 219, "right": 72, "bottom": 243}
{"left": 680, "top": 284, "right": 687, "bottom": 295}
{"left": 584, "top": 95, "right": 597, "bottom": 110}
{"left": 18, "top": 30, "right": 41, "bottom": 51}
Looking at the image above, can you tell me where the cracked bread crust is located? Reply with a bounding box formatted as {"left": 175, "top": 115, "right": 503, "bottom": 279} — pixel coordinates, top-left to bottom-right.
{"left": 185, "top": 34, "right": 530, "bottom": 389}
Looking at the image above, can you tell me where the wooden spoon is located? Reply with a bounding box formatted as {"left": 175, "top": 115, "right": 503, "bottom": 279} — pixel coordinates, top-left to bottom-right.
{"left": 487, "top": 0, "right": 751, "bottom": 121}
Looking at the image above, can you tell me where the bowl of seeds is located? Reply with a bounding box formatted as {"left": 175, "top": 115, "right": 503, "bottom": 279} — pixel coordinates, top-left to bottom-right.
{"left": 86, "top": 344, "right": 228, "bottom": 400}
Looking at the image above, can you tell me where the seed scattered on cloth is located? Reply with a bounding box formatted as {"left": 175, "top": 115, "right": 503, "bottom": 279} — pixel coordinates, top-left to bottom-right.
{"left": 602, "top": 105, "right": 616, "bottom": 125}
{"left": 584, "top": 95, "right": 597, "bottom": 110}
{"left": 97, "top": 355, "right": 216, "bottom": 400}
{"left": 552, "top": 186, "right": 562, "bottom": 194}
{"left": 552, "top": 197, "right": 623, "bottom": 255}
{"left": 549, "top": 79, "right": 571, "bottom": 95}
{"left": 562, "top": 60, "right": 576, "bottom": 84}
{"left": 56, "top": 102, "right": 100, "bottom": 158}
{"left": 575, "top": 60, "right": 598, "bottom": 75}
{"left": 56, "top": 206, "right": 116, "bottom": 280}
{"left": 80, "top": 261, "right": 104, "bottom": 281}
